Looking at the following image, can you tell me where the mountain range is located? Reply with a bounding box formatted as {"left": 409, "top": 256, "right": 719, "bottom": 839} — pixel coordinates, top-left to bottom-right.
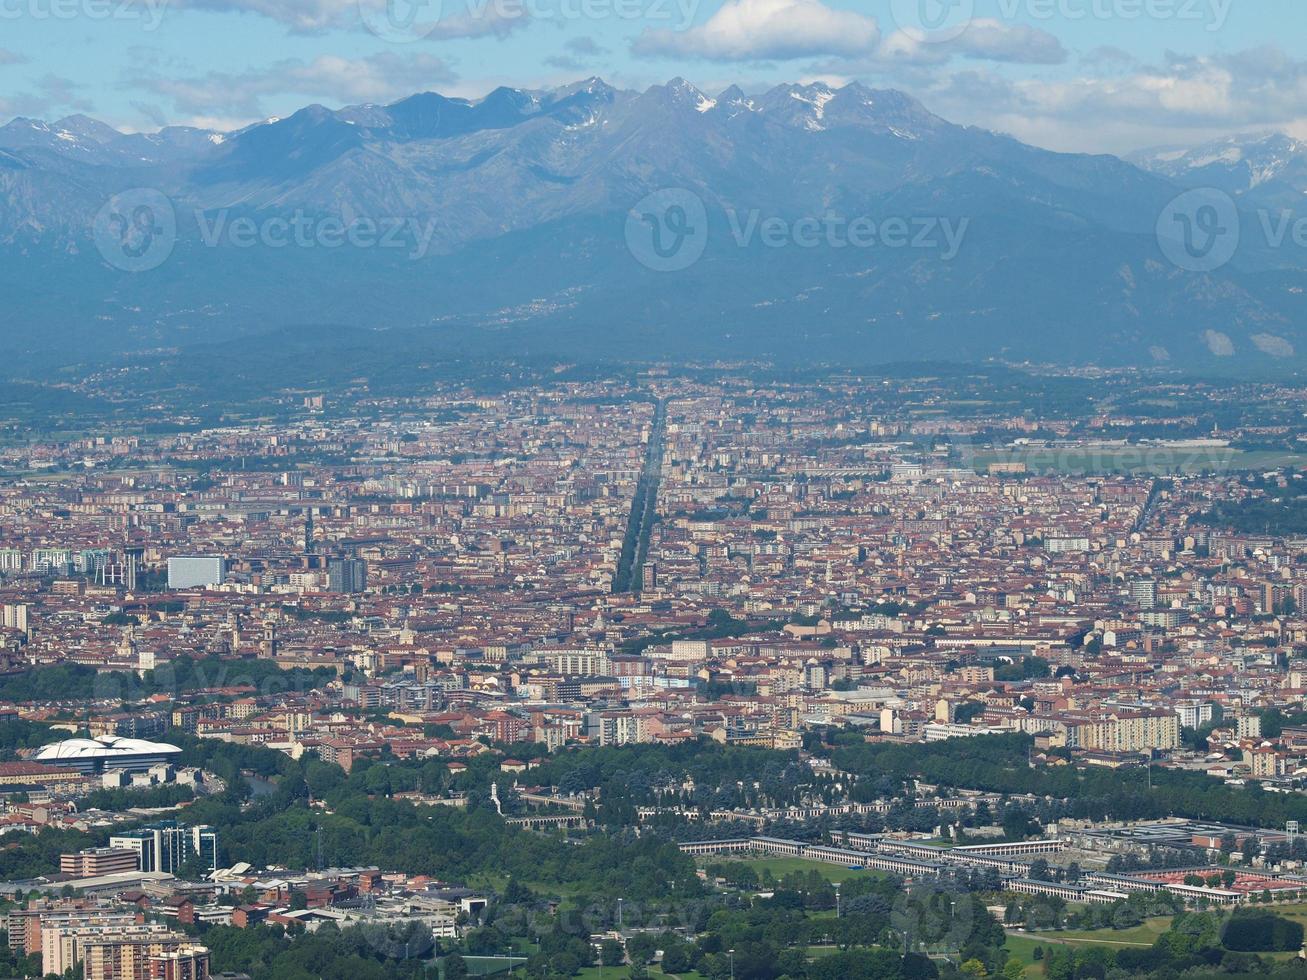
{"left": 5, "top": 78, "right": 1307, "bottom": 371}
{"left": 1129, "top": 132, "right": 1307, "bottom": 209}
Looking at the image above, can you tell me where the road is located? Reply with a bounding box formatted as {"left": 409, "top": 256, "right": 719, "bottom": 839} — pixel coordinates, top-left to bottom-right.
{"left": 613, "top": 399, "right": 665, "bottom": 594}
{"left": 1005, "top": 929, "right": 1152, "bottom": 948}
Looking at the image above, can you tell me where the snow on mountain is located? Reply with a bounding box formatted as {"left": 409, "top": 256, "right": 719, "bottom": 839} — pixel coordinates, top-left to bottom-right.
{"left": 3, "top": 78, "right": 1305, "bottom": 368}
{"left": 1131, "top": 131, "right": 1307, "bottom": 204}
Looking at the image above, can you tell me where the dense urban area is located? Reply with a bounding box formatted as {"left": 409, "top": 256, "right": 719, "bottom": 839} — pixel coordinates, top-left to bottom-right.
{"left": 4, "top": 365, "right": 1307, "bottom": 980}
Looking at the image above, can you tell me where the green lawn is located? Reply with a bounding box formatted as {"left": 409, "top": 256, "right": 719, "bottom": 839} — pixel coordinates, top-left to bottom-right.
{"left": 1003, "top": 935, "right": 1047, "bottom": 977}
{"left": 700, "top": 856, "right": 885, "bottom": 884}
{"left": 573, "top": 969, "right": 706, "bottom": 980}
{"left": 461, "top": 956, "right": 529, "bottom": 976}
{"left": 1263, "top": 902, "right": 1307, "bottom": 925}
{"left": 1037, "top": 917, "right": 1173, "bottom": 947}
{"left": 1020, "top": 901, "right": 1307, "bottom": 958}
{"left": 806, "top": 946, "right": 843, "bottom": 959}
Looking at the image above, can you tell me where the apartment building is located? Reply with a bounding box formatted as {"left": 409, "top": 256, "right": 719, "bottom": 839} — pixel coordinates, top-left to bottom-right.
{"left": 44, "top": 922, "right": 196, "bottom": 977}
{"left": 108, "top": 822, "right": 219, "bottom": 874}
{"left": 60, "top": 847, "right": 141, "bottom": 877}
{"left": 1064, "top": 710, "right": 1180, "bottom": 753}
{"left": 7, "top": 904, "right": 139, "bottom": 957}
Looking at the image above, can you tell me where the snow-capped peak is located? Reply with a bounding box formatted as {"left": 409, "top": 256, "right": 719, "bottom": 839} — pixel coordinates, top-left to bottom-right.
{"left": 714, "top": 86, "right": 757, "bottom": 117}
{"left": 789, "top": 84, "right": 835, "bottom": 131}
{"left": 659, "top": 77, "right": 712, "bottom": 110}
{"left": 1132, "top": 130, "right": 1307, "bottom": 191}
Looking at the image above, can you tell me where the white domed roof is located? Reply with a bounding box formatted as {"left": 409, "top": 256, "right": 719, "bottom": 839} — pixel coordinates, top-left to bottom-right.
{"left": 35, "top": 734, "right": 181, "bottom": 761}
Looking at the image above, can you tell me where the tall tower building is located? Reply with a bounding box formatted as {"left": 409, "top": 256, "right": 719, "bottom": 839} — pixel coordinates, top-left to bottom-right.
{"left": 327, "top": 558, "right": 368, "bottom": 594}
{"left": 260, "top": 621, "right": 278, "bottom": 660}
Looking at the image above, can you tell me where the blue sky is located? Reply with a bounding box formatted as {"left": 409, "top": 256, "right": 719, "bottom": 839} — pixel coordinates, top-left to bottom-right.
{"left": 2, "top": 0, "right": 1305, "bottom": 153}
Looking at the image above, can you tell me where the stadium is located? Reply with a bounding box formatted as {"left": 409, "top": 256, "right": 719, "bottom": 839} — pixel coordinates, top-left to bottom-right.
{"left": 33, "top": 735, "right": 183, "bottom": 775}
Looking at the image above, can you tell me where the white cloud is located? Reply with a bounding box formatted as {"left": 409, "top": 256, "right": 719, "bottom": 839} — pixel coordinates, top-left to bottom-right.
{"left": 871, "top": 47, "right": 1307, "bottom": 154}
{"left": 130, "top": 51, "right": 458, "bottom": 122}
{"left": 173, "top": 0, "right": 358, "bottom": 32}
{"left": 0, "top": 74, "right": 95, "bottom": 119}
{"left": 854, "top": 19, "right": 1066, "bottom": 67}
{"left": 170, "top": 0, "right": 527, "bottom": 37}
{"left": 635, "top": 3, "right": 1060, "bottom": 67}
{"left": 953, "top": 19, "right": 1066, "bottom": 65}
{"left": 545, "top": 38, "right": 608, "bottom": 72}
{"left": 34, "top": 75, "right": 93, "bottom": 113}
{"left": 424, "top": 2, "right": 529, "bottom": 38}
{"left": 633, "top": 0, "right": 879, "bottom": 62}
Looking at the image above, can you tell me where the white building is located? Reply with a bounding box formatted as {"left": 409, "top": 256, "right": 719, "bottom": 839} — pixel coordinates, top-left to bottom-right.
{"left": 35, "top": 735, "right": 182, "bottom": 775}
{"left": 166, "top": 556, "right": 226, "bottom": 590}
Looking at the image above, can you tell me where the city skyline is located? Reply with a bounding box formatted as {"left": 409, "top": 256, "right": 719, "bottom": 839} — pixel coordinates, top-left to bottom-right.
{"left": 10, "top": 2, "right": 1307, "bottom": 978}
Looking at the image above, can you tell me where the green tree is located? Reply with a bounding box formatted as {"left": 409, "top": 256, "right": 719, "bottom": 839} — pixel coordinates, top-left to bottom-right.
{"left": 601, "top": 940, "right": 625, "bottom": 968}
{"left": 625, "top": 934, "right": 658, "bottom": 965}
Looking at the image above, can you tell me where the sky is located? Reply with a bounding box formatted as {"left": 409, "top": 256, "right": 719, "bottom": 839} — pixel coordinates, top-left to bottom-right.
{"left": 3, "top": 0, "right": 1307, "bottom": 154}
